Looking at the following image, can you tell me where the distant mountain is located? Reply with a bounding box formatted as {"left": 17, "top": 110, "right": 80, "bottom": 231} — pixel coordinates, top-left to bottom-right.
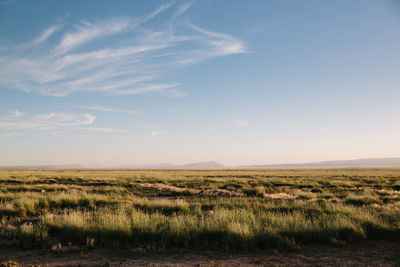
{"left": 118, "top": 161, "right": 228, "bottom": 169}
{"left": 242, "top": 158, "right": 400, "bottom": 169}
{"left": 0, "top": 161, "right": 229, "bottom": 170}
{"left": 117, "top": 163, "right": 176, "bottom": 169}
{"left": 0, "top": 164, "right": 86, "bottom": 169}
{"left": 177, "top": 161, "right": 228, "bottom": 169}
{"left": 2, "top": 158, "right": 400, "bottom": 170}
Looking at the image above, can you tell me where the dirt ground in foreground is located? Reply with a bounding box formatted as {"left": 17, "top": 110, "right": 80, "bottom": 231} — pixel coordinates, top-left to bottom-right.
{"left": 1, "top": 241, "right": 399, "bottom": 266}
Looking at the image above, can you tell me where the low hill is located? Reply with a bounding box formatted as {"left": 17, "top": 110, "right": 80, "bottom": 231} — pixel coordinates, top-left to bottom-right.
{"left": 243, "top": 157, "right": 400, "bottom": 169}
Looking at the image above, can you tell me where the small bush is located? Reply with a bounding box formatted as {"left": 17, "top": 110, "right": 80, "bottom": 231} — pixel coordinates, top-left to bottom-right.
{"left": 0, "top": 261, "right": 19, "bottom": 267}
{"left": 242, "top": 188, "right": 256, "bottom": 196}
{"left": 345, "top": 197, "right": 383, "bottom": 206}
{"left": 20, "top": 222, "right": 48, "bottom": 247}
{"left": 255, "top": 186, "right": 265, "bottom": 197}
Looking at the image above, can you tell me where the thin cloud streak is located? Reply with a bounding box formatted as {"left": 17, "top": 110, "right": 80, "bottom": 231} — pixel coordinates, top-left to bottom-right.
{"left": 17, "top": 25, "right": 60, "bottom": 49}
{"left": 0, "top": 3, "right": 246, "bottom": 97}
{"left": 33, "top": 25, "right": 60, "bottom": 44}
{"left": 82, "top": 106, "right": 142, "bottom": 115}
{"left": 12, "top": 110, "right": 23, "bottom": 117}
{"left": 150, "top": 131, "right": 163, "bottom": 138}
{"left": 53, "top": 17, "right": 131, "bottom": 56}
{"left": 110, "top": 83, "right": 181, "bottom": 96}
{"left": 172, "top": 2, "right": 193, "bottom": 20}
{"left": 0, "top": 112, "right": 95, "bottom": 131}
{"left": 82, "top": 127, "right": 124, "bottom": 133}
{"left": 145, "top": 2, "right": 173, "bottom": 21}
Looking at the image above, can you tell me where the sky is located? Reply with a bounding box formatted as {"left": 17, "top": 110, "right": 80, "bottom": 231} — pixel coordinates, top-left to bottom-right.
{"left": 0, "top": 0, "right": 399, "bottom": 167}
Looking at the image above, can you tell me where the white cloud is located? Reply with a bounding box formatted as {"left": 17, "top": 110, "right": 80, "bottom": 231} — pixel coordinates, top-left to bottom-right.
{"left": 173, "top": 2, "right": 193, "bottom": 20}
{"left": 177, "top": 25, "right": 245, "bottom": 64}
{"left": 82, "top": 105, "right": 142, "bottom": 115}
{"left": 0, "top": 112, "right": 95, "bottom": 131}
{"left": 13, "top": 110, "right": 23, "bottom": 117}
{"left": 0, "top": 111, "right": 129, "bottom": 135}
{"left": 111, "top": 83, "right": 181, "bottom": 96}
{"left": 17, "top": 25, "right": 60, "bottom": 49}
{"left": 151, "top": 131, "right": 163, "bottom": 138}
{"left": 144, "top": 2, "right": 173, "bottom": 21}
{"left": 33, "top": 25, "right": 60, "bottom": 45}
{"left": 82, "top": 127, "right": 124, "bottom": 133}
{"left": 53, "top": 18, "right": 130, "bottom": 56}
{"left": 0, "top": 3, "right": 246, "bottom": 97}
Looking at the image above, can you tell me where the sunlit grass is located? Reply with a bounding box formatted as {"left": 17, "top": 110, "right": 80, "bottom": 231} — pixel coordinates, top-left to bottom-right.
{"left": 0, "top": 169, "right": 399, "bottom": 251}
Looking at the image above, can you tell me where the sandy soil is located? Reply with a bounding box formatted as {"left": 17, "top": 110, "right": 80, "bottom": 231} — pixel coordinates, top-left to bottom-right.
{"left": 1, "top": 241, "right": 399, "bottom": 266}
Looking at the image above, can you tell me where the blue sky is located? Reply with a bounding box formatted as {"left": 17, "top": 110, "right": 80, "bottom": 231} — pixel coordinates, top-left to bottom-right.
{"left": 0, "top": 0, "right": 399, "bottom": 166}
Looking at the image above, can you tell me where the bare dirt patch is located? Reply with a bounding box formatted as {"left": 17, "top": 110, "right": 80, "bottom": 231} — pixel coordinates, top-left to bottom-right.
{"left": 1, "top": 241, "right": 399, "bottom": 266}
{"left": 139, "top": 183, "right": 244, "bottom": 197}
{"left": 140, "top": 183, "right": 199, "bottom": 193}
{"left": 264, "top": 192, "right": 296, "bottom": 199}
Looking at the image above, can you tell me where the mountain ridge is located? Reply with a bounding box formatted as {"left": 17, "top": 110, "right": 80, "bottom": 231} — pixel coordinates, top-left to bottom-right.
{"left": 1, "top": 158, "right": 400, "bottom": 169}
{"left": 242, "top": 157, "right": 400, "bottom": 169}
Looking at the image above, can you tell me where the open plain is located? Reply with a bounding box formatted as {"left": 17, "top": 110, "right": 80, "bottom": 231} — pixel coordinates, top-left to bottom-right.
{"left": 0, "top": 169, "right": 399, "bottom": 266}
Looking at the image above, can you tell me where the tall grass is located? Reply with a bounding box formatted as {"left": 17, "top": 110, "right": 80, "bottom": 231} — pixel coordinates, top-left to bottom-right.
{"left": 0, "top": 169, "right": 399, "bottom": 251}
{"left": 42, "top": 203, "right": 399, "bottom": 250}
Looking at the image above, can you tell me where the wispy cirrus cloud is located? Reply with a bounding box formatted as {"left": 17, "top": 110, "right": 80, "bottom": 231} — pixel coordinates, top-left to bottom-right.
{"left": 82, "top": 127, "right": 124, "bottom": 133}
{"left": 176, "top": 24, "right": 246, "bottom": 64}
{"left": 0, "top": 110, "right": 127, "bottom": 134}
{"left": 82, "top": 105, "right": 142, "bottom": 115}
{"left": 0, "top": 2, "right": 245, "bottom": 97}
{"left": 53, "top": 17, "right": 131, "bottom": 56}
{"left": 172, "top": 2, "right": 193, "bottom": 20}
{"left": 0, "top": 111, "right": 95, "bottom": 131}
{"left": 150, "top": 131, "right": 163, "bottom": 138}
{"left": 12, "top": 109, "right": 23, "bottom": 117}
{"left": 144, "top": 2, "right": 173, "bottom": 21}
{"left": 17, "top": 25, "right": 60, "bottom": 49}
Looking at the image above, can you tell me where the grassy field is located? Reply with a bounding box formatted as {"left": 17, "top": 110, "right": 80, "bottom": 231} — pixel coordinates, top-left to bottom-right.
{"left": 0, "top": 169, "right": 399, "bottom": 253}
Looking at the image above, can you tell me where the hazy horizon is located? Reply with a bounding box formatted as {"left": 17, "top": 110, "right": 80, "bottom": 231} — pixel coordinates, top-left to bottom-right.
{"left": 1, "top": 0, "right": 400, "bottom": 166}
